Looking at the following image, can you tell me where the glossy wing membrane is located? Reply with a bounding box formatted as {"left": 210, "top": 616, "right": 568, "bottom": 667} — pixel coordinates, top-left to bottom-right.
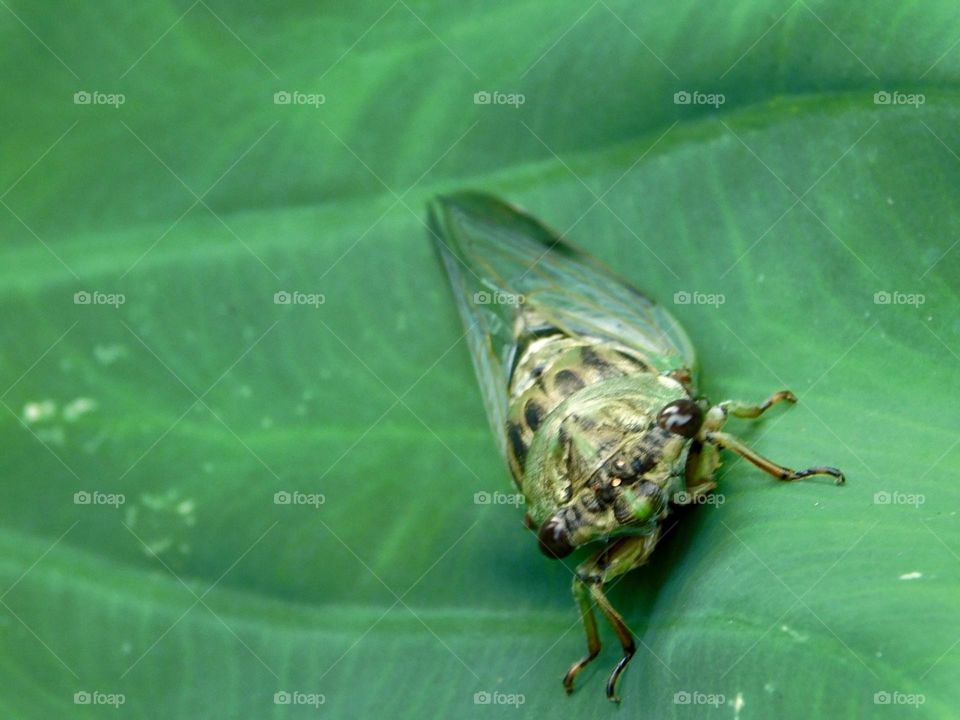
{"left": 429, "top": 192, "right": 695, "bottom": 459}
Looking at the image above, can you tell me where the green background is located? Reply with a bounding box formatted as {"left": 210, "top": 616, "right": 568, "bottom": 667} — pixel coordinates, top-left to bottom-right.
{"left": 1, "top": 1, "right": 958, "bottom": 718}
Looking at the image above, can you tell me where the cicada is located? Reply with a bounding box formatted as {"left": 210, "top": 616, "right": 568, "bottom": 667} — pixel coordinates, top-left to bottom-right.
{"left": 429, "top": 192, "right": 844, "bottom": 702}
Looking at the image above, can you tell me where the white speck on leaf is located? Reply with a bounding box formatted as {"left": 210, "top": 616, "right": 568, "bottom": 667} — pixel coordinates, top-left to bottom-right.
{"left": 780, "top": 624, "right": 808, "bottom": 642}
{"left": 23, "top": 400, "right": 56, "bottom": 424}
{"left": 83, "top": 429, "right": 109, "bottom": 454}
{"left": 899, "top": 571, "right": 922, "bottom": 580}
{"left": 733, "top": 692, "right": 744, "bottom": 718}
{"left": 63, "top": 397, "right": 97, "bottom": 422}
{"left": 93, "top": 343, "right": 127, "bottom": 365}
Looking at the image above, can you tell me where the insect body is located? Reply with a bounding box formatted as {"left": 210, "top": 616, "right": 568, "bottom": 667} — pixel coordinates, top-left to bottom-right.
{"left": 429, "top": 192, "right": 844, "bottom": 702}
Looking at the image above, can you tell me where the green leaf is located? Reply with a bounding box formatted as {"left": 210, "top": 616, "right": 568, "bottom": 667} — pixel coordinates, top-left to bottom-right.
{"left": 1, "top": 1, "right": 958, "bottom": 718}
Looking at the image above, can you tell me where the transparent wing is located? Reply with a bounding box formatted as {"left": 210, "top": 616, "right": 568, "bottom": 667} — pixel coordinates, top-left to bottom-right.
{"left": 429, "top": 192, "right": 695, "bottom": 458}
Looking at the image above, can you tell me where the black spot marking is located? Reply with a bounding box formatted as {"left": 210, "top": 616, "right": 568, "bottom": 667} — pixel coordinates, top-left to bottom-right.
{"left": 519, "top": 326, "right": 563, "bottom": 347}
{"left": 596, "top": 437, "right": 620, "bottom": 456}
{"left": 581, "top": 347, "right": 620, "bottom": 377}
{"left": 554, "top": 369, "right": 586, "bottom": 395}
{"left": 569, "top": 413, "right": 597, "bottom": 431}
{"left": 510, "top": 327, "right": 564, "bottom": 378}
{"left": 613, "top": 496, "right": 634, "bottom": 524}
{"left": 594, "top": 482, "right": 617, "bottom": 505}
{"left": 608, "top": 450, "right": 656, "bottom": 480}
{"left": 631, "top": 453, "right": 657, "bottom": 476}
{"left": 524, "top": 400, "right": 545, "bottom": 431}
{"left": 507, "top": 422, "right": 527, "bottom": 467}
{"left": 615, "top": 350, "right": 650, "bottom": 372}
{"left": 533, "top": 368, "right": 548, "bottom": 393}
{"left": 636, "top": 479, "right": 662, "bottom": 499}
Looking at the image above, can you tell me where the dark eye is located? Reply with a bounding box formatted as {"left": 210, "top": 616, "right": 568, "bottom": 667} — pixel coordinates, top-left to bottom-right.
{"left": 537, "top": 516, "right": 574, "bottom": 559}
{"left": 656, "top": 399, "right": 703, "bottom": 438}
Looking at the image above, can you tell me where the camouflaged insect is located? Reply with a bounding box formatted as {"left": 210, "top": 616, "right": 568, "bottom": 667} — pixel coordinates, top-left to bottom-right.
{"left": 429, "top": 192, "right": 844, "bottom": 702}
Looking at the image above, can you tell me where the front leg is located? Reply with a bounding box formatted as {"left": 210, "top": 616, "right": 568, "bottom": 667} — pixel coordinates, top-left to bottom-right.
{"left": 701, "top": 390, "right": 845, "bottom": 485}
{"left": 563, "top": 530, "right": 660, "bottom": 702}
{"left": 705, "top": 430, "right": 845, "bottom": 484}
{"left": 719, "top": 389, "right": 796, "bottom": 418}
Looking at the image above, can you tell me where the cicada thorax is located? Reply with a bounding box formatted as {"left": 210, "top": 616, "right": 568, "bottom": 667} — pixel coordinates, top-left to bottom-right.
{"left": 504, "top": 326, "right": 657, "bottom": 487}
{"left": 504, "top": 319, "right": 695, "bottom": 548}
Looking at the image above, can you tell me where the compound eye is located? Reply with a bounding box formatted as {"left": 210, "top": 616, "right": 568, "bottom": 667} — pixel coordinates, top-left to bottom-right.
{"left": 656, "top": 399, "right": 703, "bottom": 438}
{"left": 537, "top": 516, "right": 574, "bottom": 559}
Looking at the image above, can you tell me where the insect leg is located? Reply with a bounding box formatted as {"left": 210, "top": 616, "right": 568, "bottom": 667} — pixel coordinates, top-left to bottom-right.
{"left": 562, "top": 577, "right": 602, "bottom": 695}
{"left": 589, "top": 581, "right": 636, "bottom": 703}
{"left": 682, "top": 439, "right": 719, "bottom": 498}
{"left": 704, "top": 430, "right": 845, "bottom": 484}
{"left": 719, "top": 390, "right": 796, "bottom": 418}
{"left": 564, "top": 534, "right": 660, "bottom": 702}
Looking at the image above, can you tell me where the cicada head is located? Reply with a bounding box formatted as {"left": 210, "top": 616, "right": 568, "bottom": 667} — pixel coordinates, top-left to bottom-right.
{"left": 526, "top": 378, "right": 704, "bottom": 559}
